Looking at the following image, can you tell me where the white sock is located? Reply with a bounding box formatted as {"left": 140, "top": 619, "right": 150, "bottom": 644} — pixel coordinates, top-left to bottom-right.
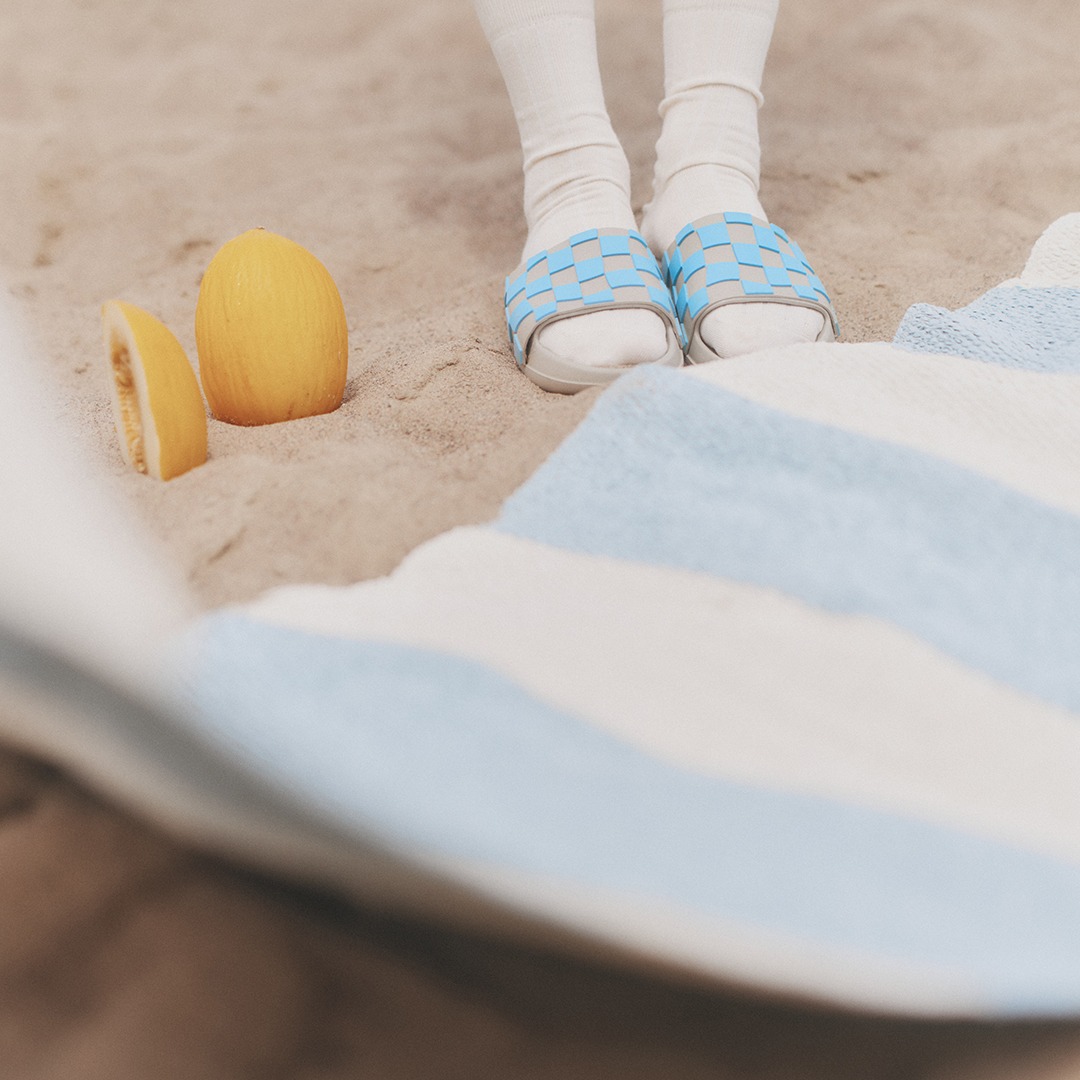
{"left": 474, "top": 0, "right": 669, "bottom": 369}
{"left": 640, "top": 0, "right": 825, "bottom": 359}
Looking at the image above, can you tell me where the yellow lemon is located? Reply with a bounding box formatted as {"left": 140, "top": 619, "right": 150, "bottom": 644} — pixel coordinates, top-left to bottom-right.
{"left": 195, "top": 228, "right": 348, "bottom": 425}
{"left": 102, "top": 300, "right": 208, "bottom": 481}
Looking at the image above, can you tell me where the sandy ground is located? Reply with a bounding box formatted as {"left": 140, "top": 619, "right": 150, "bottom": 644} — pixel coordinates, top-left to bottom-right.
{"left": 2, "top": 0, "right": 1080, "bottom": 1075}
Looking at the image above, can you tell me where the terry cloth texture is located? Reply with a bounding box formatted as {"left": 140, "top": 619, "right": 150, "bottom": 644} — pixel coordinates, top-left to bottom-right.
{"left": 895, "top": 285, "right": 1080, "bottom": 371}
{"left": 894, "top": 211, "right": 1080, "bottom": 369}
{"left": 4, "top": 215, "right": 1080, "bottom": 1022}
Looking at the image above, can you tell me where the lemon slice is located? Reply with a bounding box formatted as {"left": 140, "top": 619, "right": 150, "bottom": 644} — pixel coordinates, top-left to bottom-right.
{"left": 102, "top": 300, "right": 208, "bottom": 481}
{"left": 195, "top": 228, "right": 348, "bottom": 426}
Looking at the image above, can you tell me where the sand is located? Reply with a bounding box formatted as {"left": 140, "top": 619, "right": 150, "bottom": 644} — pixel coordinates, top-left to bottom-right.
{"left": 2, "top": 0, "right": 1080, "bottom": 1075}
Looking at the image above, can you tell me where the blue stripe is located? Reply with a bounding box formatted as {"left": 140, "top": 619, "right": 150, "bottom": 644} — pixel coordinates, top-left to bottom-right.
{"left": 895, "top": 286, "right": 1080, "bottom": 372}
{"left": 187, "top": 616, "right": 1080, "bottom": 1013}
{"left": 495, "top": 366, "right": 1080, "bottom": 714}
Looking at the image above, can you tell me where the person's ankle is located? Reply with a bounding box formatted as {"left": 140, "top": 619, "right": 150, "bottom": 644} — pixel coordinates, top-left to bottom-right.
{"left": 640, "top": 164, "right": 763, "bottom": 253}
{"left": 523, "top": 182, "right": 638, "bottom": 261}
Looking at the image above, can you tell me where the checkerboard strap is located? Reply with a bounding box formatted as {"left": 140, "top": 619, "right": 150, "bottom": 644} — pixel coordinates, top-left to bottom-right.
{"left": 504, "top": 228, "right": 686, "bottom": 366}
{"left": 662, "top": 213, "right": 839, "bottom": 348}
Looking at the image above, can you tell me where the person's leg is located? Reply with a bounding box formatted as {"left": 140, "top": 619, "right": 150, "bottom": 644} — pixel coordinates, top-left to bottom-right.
{"left": 640, "top": 0, "right": 826, "bottom": 358}
{"left": 475, "top": 0, "right": 668, "bottom": 369}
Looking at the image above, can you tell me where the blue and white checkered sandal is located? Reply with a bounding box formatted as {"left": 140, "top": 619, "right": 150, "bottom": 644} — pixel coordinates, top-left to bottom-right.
{"left": 663, "top": 212, "right": 840, "bottom": 365}
{"left": 504, "top": 228, "right": 686, "bottom": 394}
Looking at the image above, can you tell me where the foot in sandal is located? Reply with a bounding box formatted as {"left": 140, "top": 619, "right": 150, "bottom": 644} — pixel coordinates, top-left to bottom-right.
{"left": 474, "top": 0, "right": 683, "bottom": 389}
{"left": 639, "top": 0, "right": 837, "bottom": 360}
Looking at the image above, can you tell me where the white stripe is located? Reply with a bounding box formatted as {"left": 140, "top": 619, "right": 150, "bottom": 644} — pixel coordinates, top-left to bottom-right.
{"left": 684, "top": 342, "right": 1080, "bottom": 515}
{"left": 244, "top": 527, "right": 1080, "bottom": 866}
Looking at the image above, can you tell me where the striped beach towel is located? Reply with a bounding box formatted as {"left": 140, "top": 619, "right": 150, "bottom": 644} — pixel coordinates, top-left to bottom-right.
{"left": 4, "top": 214, "right": 1080, "bottom": 1019}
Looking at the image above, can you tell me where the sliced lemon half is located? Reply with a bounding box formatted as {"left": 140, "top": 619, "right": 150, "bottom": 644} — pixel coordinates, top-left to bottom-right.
{"left": 102, "top": 300, "right": 208, "bottom": 481}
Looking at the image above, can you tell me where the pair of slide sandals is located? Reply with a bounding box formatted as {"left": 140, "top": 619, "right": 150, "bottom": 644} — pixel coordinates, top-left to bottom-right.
{"left": 503, "top": 213, "right": 839, "bottom": 394}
